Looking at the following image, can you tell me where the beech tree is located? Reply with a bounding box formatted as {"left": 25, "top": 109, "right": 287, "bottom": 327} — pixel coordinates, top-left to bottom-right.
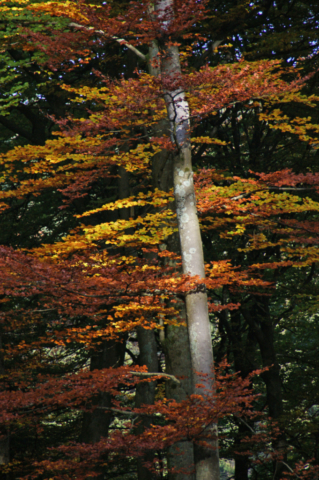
{"left": 0, "top": 1, "right": 319, "bottom": 480}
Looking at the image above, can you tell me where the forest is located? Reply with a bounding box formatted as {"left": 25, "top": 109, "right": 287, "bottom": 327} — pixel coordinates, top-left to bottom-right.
{"left": 0, "top": 1, "right": 319, "bottom": 480}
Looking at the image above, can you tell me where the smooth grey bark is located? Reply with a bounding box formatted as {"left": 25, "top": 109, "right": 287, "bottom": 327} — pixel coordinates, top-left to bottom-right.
{"left": 153, "top": 2, "right": 220, "bottom": 479}
{"left": 150, "top": 133, "right": 195, "bottom": 479}
{"left": 151, "top": 146, "right": 196, "bottom": 479}
{"left": 148, "top": 38, "right": 195, "bottom": 480}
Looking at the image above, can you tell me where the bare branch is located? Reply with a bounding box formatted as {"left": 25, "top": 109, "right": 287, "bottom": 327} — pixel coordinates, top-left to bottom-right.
{"left": 130, "top": 371, "right": 180, "bottom": 384}
{"left": 97, "top": 407, "right": 155, "bottom": 417}
{"left": 233, "top": 415, "right": 256, "bottom": 434}
{"left": 69, "top": 23, "right": 146, "bottom": 61}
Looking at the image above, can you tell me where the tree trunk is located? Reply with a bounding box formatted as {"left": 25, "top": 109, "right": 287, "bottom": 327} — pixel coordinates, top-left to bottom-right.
{"left": 148, "top": 35, "right": 196, "bottom": 480}
{"left": 80, "top": 166, "right": 130, "bottom": 446}
{"left": 154, "top": 2, "right": 220, "bottom": 479}
{"left": 135, "top": 327, "right": 159, "bottom": 480}
{"left": 0, "top": 335, "right": 9, "bottom": 469}
{"left": 234, "top": 449, "right": 249, "bottom": 480}
{"left": 79, "top": 338, "right": 127, "bottom": 444}
{"left": 241, "top": 299, "right": 284, "bottom": 418}
{"left": 150, "top": 135, "right": 196, "bottom": 479}
{"left": 164, "top": 288, "right": 195, "bottom": 480}
{"left": 241, "top": 298, "right": 285, "bottom": 479}
{"left": 258, "top": 312, "right": 286, "bottom": 480}
{"left": 228, "top": 311, "right": 258, "bottom": 480}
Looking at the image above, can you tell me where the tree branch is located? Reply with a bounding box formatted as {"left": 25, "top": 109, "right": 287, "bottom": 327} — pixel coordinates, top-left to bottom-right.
{"left": 97, "top": 406, "right": 155, "bottom": 417}
{"left": 0, "top": 115, "right": 35, "bottom": 143}
{"left": 69, "top": 23, "right": 146, "bottom": 61}
{"left": 130, "top": 371, "right": 180, "bottom": 384}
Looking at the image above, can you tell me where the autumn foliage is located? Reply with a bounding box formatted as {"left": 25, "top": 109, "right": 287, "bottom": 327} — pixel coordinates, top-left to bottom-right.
{"left": 0, "top": 0, "right": 319, "bottom": 479}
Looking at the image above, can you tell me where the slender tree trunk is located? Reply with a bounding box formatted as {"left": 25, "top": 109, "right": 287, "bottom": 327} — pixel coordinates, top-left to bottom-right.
{"left": 80, "top": 166, "right": 130, "bottom": 446}
{"left": 258, "top": 315, "right": 286, "bottom": 480}
{"left": 241, "top": 300, "right": 284, "bottom": 419}
{"left": 79, "top": 338, "right": 127, "bottom": 443}
{"left": 234, "top": 446, "right": 249, "bottom": 480}
{"left": 0, "top": 335, "right": 9, "bottom": 470}
{"left": 135, "top": 327, "right": 159, "bottom": 480}
{"left": 120, "top": 161, "right": 160, "bottom": 480}
{"left": 164, "top": 286, "right": 195, "bottom": 480}
{"left": 153, "top": 2, "right": 220, "bottom": 479}
{"left": 150, "top": 134, "right": 196, "bottom": 479}
{"left": 148, "top": 35, "right": 196, "bottom": 480}
{"left": 79, "top": 340, "right": 127, "bottom": 480}
{"left": 241, "top": 298, "right": 285, "bottom": 479}
{"left": 227, "top": 311, "right": 258, "bottom": 480}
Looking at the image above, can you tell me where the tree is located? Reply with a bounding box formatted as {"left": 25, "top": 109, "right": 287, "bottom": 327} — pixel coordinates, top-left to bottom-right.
{"left": 0, "top": 1, "right": 319, "bottom": 480}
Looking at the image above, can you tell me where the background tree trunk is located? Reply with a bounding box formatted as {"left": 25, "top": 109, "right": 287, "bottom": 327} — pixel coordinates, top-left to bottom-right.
{"left": 79, "top": 338, "right": 127, "bottom": 444}
{"left": 241, "top": 298, "right": 286, "bottom": 479}
{"left": 164, "top": 291, "right": 195, "bottom": 480}
{"left": 0, "top": 334, "right": 9, "bottom": 470}
{"left": 135, "top": 327, "right": 159, "bottom": 480}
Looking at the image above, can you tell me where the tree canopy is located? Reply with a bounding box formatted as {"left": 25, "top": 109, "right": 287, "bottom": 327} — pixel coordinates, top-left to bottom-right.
{"left": 0, "top": 1, "right": 319, "bottom": 480}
